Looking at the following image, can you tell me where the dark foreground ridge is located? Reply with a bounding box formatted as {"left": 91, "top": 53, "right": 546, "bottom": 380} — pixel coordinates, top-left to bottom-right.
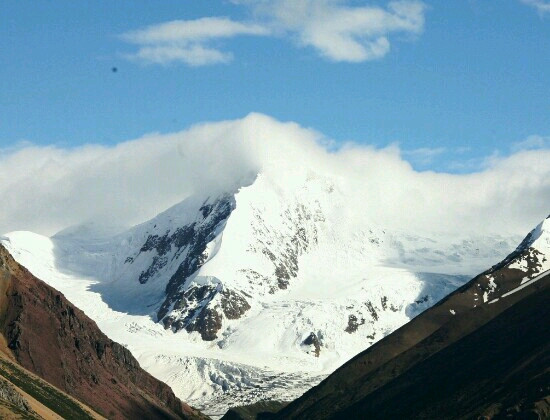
{"left": 322, "top": 277, "right": 550, "bottom": 419}
{"left": 221, "top": 400, "right": 288, "bottom": 420}
{"left": 0, "top": 244, "right": 207, "bottom": 420}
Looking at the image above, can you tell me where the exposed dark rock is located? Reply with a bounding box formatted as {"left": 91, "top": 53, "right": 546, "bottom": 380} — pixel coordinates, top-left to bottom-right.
{"left": 162, "top": 284, "right": 220, "bottom": 337}
{"left": 253, "top": 202, "right": 322, "bottom": 292}
{"left": 158, "top": 196, "right": 234, "bottom": 321}
{"left": 127, "top": 196, "right": 234, "bottom": 289}
{"left": 162, "top": 284, "right": 250, "bottom": 340}
{"left": 139, "top": 255, "right": 168, "bottom": 284}
{"left": 156, "top": 197, "right": 325, "bottom": 341}
{"left": 221, "top": 290, "right": 251, "bottom": 320}
{"left": 136, "top": 224, "right": 198, "bottom": 285}
{"left": 302, "top": 332, "right": 322, "bottom": 357}
{"left": 239, "top": 269, "right": 270, "bottom": 292}
{"left": 0, "top": 376, "right": 33, "bottom": 414}
{"left": 365, "top": 301, "right": 378, "bottom": 322}
{"left": 344, "top": 314, "right": 365, "bottom": 334}
{"left": 140, "top": 194, "right": 325, "bottom": 342}
{"left": 199, "top": 203, "right": 214, "bottom": 218}
{"left": 415, "top": 295, "right": 429, "bottom": 304}
{"left": 186, "top": 307, "right": 223, "bottom": 341}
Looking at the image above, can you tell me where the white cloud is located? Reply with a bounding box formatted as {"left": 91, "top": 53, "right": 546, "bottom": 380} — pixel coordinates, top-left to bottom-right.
{"left": 129, "top": 45, "right": 233, "bottom": 66}
{"left": 1, "top": 114, "right": 549, "bottom": 238}
{"left": 121, "top": 1, "right": 426, "bottom": 65}
{"left": 121, "top": 17, "right": 269, "bottom": 66}
{"left": 402, "top": 146, "right": 446, "bottom": 166}
{"left": 511, "top": 134, "right": 550, "bottom": 152}
{"left": 520, "top": 0, "right": 550, "bottom": 14}
{"left": 244, "top": 0, "right": 426, "bottom": 61}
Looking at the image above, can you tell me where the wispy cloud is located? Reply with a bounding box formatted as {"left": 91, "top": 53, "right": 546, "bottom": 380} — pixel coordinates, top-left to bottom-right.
{"left": 447, "top": 151, "right": 501, "bottom": 173}
{"left": 402, "top": 146, "right": 445, "bottom": 166}
{"left": 447, "top": 134, "right": 550, "bottom": 173}
{"left": 121, "top": 1, "right": 426, "bottom": 66}
{"left": 511, "top": 134, "right": 550, "bottom": 152}
{"left": 520, "top": 0, "right": 550, "bottom": 14}
{"left": 242, "top": 0, "right": 426, "bottom": 62}
{"left": 121, "top": 17, "right": 269, "bottom": 66}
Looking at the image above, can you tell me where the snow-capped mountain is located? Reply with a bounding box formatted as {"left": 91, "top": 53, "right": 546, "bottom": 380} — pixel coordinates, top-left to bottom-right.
{"left": 0, "top": 169, "right": 527, "bottom": 417}
{"left": 275, "top": 215, "right": 550, "bottom": 420}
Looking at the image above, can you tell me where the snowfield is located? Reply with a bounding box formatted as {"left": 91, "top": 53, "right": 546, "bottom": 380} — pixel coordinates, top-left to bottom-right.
{"left": 0, "top": 171, "right": 527, "bottom": 417}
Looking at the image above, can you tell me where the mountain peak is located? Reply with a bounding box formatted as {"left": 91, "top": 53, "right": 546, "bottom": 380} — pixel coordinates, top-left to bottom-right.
{"left": 1, "top": 178, "right": 544, "bottom": 415}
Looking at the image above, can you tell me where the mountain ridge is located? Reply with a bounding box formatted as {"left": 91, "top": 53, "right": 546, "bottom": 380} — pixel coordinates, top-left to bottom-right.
{"left": 0, "top": 244, "right": 205, "bottom": 419}
{"left": 0, "top": 173, "right": 534, "bottom": 414}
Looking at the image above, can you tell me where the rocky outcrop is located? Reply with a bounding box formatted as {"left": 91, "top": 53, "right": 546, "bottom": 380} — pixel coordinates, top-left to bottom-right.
{"left": 134, "top": 194, "right": 325, "bottom": 342}
{"left": 0, "top": 245, "right": 206, "bottom": 420}
{"left": 0, "top": 376, "right": 33, "bottom": 415}
{"left": 158, "top": 197, "right": 235, "bottom": 322}
{"left": 344, "top": 314, "right": 365, "bottom": 334}
{"left": 250, "top": 202, "right": 323, "bottom": 293}
{"left": 162, "top": 284, "right": 251, "bottom": 341}
{"left": 302, "top": 332, "right": 322, "bottom": 358}
{"left": 155, "top": 197, "right": 323, "bottom": 342}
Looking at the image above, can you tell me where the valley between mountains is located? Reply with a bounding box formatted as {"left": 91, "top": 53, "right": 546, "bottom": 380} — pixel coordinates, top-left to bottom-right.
{"left": 2, "top": 167, "right": 538, "bottom": 418}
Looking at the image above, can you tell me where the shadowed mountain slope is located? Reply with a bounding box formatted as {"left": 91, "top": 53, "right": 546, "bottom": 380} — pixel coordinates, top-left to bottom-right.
{"left": 0, "top": 244, "right": 206, "bottom": 420}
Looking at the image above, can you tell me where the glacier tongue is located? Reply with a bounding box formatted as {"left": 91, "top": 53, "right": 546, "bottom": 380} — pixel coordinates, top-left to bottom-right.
{"left": 0, "top": 171, "right": 524, "bottom": 417}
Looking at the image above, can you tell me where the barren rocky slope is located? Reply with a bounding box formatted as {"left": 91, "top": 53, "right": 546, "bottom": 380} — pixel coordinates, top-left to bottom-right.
{"left": 0, "top": 244, "right": 206, "bottom": 420}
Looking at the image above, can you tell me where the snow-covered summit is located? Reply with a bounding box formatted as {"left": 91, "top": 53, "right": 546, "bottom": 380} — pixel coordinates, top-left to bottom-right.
{"left": 527, "top": 214, "right": 550, "bottom": 253}
{"left": 489, "top": 212, "right": 550, "bottom": 275}
{"left": 460, "top": 214, "right": 550, "bottom": 307}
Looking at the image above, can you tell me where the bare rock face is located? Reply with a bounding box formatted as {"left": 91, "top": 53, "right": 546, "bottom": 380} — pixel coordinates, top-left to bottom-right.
{"left": 344, "top": 314, "right": 365, "bottom": 334}
{"left": 131, "top": 192, "right": 324, "bottom": 342}
{"left": 249, "top": 202, "right": 322, "bottom": 293}
{"left": 158, "top": 197, "right": 236, "bottom": 322}
{"left": 302, "top": 332, "right": 322, "bottom": 358}
{"left": 0, "top": 245, "right": 206, "bottom": 420}
{"left": 0, "top": 376, "right": 33, "bottom": 414}
{"left": 471, "top": 215, "right": 549, "bottom": 305}
{"left": 162, "top": 284, "right": 251, "bottom": 341}
{"left": 121, "top": 195, "right": 254, "bottom": 341}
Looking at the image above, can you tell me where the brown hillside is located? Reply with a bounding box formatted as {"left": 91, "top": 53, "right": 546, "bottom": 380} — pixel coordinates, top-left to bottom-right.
{"left": 0, "top": 244, "right": 206, "bottom": 420}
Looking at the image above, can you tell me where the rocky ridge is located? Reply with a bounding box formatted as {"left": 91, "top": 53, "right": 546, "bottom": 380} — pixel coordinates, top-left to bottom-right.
{"left": 0, "top": 244, "right": 205, "bottom": 420}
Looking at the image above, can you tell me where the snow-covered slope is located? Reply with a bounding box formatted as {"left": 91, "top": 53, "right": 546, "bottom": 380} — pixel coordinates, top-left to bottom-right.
{"left": 274, "top": 216, "right": 550, "bottom": 420}
{"left": 0, "top": 170, "right": 526, "bottom": 417}
{"left": 473, "top": 214, "right": 550, "bottom": 305}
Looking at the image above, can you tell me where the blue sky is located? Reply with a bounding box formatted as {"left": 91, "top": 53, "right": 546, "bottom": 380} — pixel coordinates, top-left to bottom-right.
{"left": 1, "top": 0, "right": 550, "bottom": 172}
